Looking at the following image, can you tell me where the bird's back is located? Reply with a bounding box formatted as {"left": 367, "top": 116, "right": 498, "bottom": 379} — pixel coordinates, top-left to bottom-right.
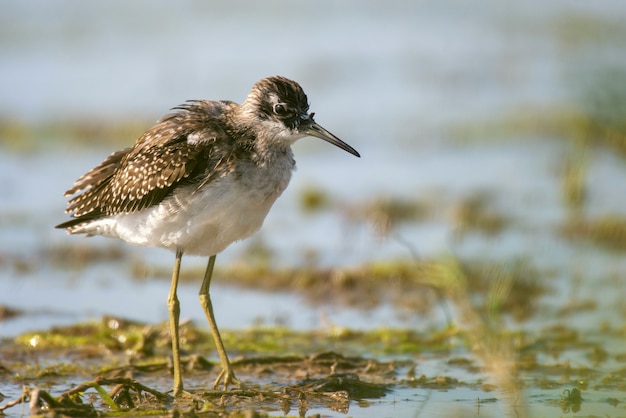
{"left": 56, "top": 98, "right": 297, "bottom": 256}
{"left": 57, "top": 100, "right": 242, "bottom": 231}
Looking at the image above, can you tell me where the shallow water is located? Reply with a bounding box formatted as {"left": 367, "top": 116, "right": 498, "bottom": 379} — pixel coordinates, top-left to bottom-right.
{"left": 3, "top": 139, "right": 625, "bottom": 337}
{"left": 2, "top": 1, "right": 626, "bottom": 417}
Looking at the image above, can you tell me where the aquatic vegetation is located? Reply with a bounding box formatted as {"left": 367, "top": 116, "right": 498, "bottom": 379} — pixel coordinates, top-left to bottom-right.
{"left": 561, "top": 214, "right": 626, "bottom": 251}
{"left": 1, "top": 308, "right": 622, "bottom": 416}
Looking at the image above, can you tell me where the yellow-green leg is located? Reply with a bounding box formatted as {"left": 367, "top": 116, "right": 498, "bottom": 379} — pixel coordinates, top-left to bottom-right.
{"left": 199, "top": 254, "right": 243, "bottom": 390}
{"left": 168, "top": 249, "right": 184, "bottom": 396}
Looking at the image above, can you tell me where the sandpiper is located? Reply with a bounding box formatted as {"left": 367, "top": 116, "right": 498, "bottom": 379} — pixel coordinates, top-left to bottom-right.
{"left": 56, "top": 76, "right": 360, "bottom": 396}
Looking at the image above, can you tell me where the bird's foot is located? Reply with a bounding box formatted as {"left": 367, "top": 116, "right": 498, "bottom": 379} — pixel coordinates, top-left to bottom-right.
{"left": 171, "top": 388, "right": 197, "bottom": 398}
{"left": 213, "top": 367, "right": 245, "bottom": 391}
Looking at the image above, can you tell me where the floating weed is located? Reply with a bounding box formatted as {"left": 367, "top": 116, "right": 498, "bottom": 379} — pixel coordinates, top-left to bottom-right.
{"left": 406, "top": 374, "right": 461, "bottom": 390}
{"left": 12, "top": 252, "right": 622, "bottom": 415}
{"left": 559, "top": 387, "right": 583, "bottom": 413}
{"left": 561, "top": 141, "right": 588, "bottom": 217}
{"left": 449, "top": 67, "right": 626, "bottom": 161}
{"left": 367, "top": 196, "right": 431, "bottom": 226}
{"left": 0, "top": 377, "right": 170, "bottom": 417}
{"left": 426, "top": 255, "right": 534, "bottom": 417}
{"left": 0, "top": 305, "right": 22, "bottom": 321}
{"left": 1, "top": 312, "right": 623, "bottom": 416}
{"left": 597, "top": 368, "right": 626, "bottom": 391}
{"left": 342, "top": 195, "right": 433, "bottom": 237}
{"left": 15, "top": 318, "right": 147, "bottom": 352}
{"left": 179, "top": 256, "right": 547, "bottom": 324}
{"left": 451, "top": 192, "right": 511, "bottom": 238}
{"left": 554, "top": 12, "right": 626, "bottom": 50}
{"left": 298, "top": 184, "right": 332, "bottom": 213}
{"left": 556, "top": 299, "right": 597, "bottom": 317}
{"left": 46, "top": 242, "right": 126, "bottom": 270}
{"left": 561, "top": 214, "right": 626, "bottom": 251}
{"left": 1, "top": 336, "right": 398, "bottom": 417}
{"left": 0, "top": 118, "right": 148, "bottom": 153}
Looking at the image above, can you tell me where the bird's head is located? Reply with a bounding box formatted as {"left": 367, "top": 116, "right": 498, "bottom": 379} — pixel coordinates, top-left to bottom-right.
{"left": 241, "top": 76, "right": 360, "bottom": 157}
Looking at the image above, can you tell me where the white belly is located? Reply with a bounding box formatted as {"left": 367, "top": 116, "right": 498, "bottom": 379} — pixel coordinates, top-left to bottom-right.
{"left": 80, "top": 173, "right": 289, "bottom": 256}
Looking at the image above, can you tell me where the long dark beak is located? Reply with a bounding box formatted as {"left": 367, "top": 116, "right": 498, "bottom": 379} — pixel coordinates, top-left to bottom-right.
{"left": 304, "top": 115, "right": 360, "bottom": 158}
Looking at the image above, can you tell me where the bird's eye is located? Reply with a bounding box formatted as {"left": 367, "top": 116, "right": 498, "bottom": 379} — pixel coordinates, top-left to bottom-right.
{"left": 273, "top": 103, "right": 287, "bottom": 115}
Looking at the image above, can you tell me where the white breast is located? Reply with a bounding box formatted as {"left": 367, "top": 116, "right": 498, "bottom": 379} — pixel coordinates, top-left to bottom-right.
{"left": 80, "top": 154, "right": 295, "bottom": 256}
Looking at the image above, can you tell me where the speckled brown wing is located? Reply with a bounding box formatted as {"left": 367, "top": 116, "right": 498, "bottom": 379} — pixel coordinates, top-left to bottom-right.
{"left": 56, "top": 101, "right": 235, "bottom": 229}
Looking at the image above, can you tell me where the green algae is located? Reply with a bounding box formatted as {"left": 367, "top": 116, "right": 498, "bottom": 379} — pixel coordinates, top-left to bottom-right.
{"left": 9, "top": 318, "right": 455, "bottom": 362}
{"left": 1, "top": 307, "right": 623, "bottom": 417}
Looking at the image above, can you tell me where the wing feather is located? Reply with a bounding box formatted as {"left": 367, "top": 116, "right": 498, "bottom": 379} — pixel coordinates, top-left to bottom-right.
{"left": 57, "top": 100, "right": 240, "bottom": 229}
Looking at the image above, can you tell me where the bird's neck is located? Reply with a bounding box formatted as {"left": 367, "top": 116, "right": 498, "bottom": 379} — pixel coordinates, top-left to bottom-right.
{"left": 229, "top": 106, "right": 295, "bottom": 164}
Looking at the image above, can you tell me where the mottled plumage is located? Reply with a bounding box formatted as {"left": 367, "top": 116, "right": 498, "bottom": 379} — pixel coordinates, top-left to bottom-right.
{"left": 56, "top": 75, "right": 360, "bottom": 395}
{"left": 59, "top": 100, "right": 245, "bottom": 229}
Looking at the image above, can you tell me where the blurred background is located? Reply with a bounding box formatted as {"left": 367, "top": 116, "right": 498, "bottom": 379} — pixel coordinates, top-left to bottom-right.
{"left": 2, "top": 0, "right": 626, "bottom": 333}
{"left": 1, "top": 1, "right": 626, "bottom": 414}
